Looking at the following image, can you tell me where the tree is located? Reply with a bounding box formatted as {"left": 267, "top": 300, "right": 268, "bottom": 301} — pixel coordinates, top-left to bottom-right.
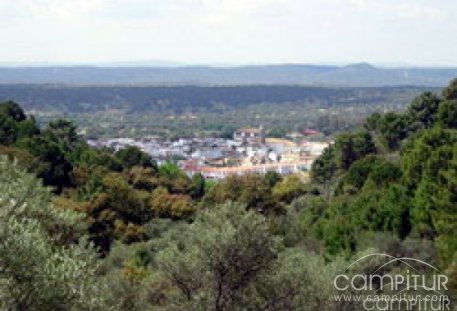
{"left": 0, "top": 157, "right": 113, "bottom": 311}
{"left": 0, "top": 102, "right": 39, "bottom": 146}
{"left": 406, "top": 92, "right": 441, "bottom": 129}
{"left": 189, "top": 172, "right": 205, "bottom": 198}
{"left": 437, "top": 100, "right": 457, "bottom": 129}
{"left": 156, "top": 162, "right": 191, "bottom": 194}
{"left": 158, "top": 161, "right": 185, "bottom": 179}
{"left": 100, "top": 173, "right": 152, "bottom": 224}
{"left": 272, "top": 175, "right": 307, "bottom": 204}
{"left": 149, "top": 186, "right": 195, "bottom": 219}
{"left": 14, "top": 136, "right": 73, "bottom": 190}
{"left": 316, "top": 199, "right": 357, "bottom": 256}
{"left": 364, "top": 112, "right": 381, "bottom": 131}
{"left": 202, "top": 174, "right": 280, "bottom": 214}
{"left": 333, "top": 131, "right": 375, "bottom": 171}
{"left": 401, "top": 127, "right": 457, "bottom": 246}
{"left": 44, "top": 119, "right": 79, "bottom": 146}
{"left": 0, "top": 114, "right": 18, "bottom": 145}
{"left": 377, "top": 112, "right": 408, "bottom": 150}
{"left": 126, "top": 166, "right": 156, "bottom": 191}
{"left": 264, "top": 171, "right": 282, "bottom": 188}
{"left": 335, "top": 133, "right": 357, "bottom": 170}
{"left": 337, "top": 156, "right": 401, "bottom": 192}
{"left": 72, "top": 146, "right": 123, "bottom": 171}
{"left": 16, "top": 116, "right": 40, "bottom": 139}
{"left": 311, "top": 146, "right": 337, "bottom": 200}
{"left": 443, "top": 78, "right": 457, "bottom": 100}
{"left": 0, "top": 100, "right": 26, "bottom": 122}
{"left": 402, "top": 127, "right": 456, "bottom": 189}
{"left": 157, "top": 202, "right": 340, "bottom": 311}
{"left": 115, "top": 146, "right": 155, "bottom": 170}
{"left": 353, "top": 130, "right": 376, "bottom": 156}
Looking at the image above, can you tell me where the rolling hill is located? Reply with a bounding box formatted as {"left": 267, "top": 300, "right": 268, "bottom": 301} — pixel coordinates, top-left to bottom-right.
{"left": 0, "top": 63, "right": 456, "bottom": 86}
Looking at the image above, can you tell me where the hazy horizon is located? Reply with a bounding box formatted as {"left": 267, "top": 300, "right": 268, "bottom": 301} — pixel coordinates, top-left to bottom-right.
{"left": 0, "top": 60, "right": 456, "bottom": 69}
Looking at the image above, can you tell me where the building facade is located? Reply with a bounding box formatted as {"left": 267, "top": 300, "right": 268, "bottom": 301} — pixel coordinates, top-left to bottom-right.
{"left": 233, "top": 127, "right": 266, "bottom": 145}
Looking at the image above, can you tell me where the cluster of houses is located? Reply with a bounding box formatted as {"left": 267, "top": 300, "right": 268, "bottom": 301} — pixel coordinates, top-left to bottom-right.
{"left": 88, "top": 127, "right": 331, "bottom": 179}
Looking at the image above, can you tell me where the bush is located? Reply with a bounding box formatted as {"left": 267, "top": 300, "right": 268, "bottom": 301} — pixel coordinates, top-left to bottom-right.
{"left": 0, "top": 157, "right": 114, "bottom": 310}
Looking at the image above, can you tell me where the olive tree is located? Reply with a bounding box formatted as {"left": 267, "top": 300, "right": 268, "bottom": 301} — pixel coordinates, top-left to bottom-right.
{"left": 157, "top": 202, "right": 351, "bottom": 311}
{"left": 0, "top": 157, "right": 115, "bottom": 311}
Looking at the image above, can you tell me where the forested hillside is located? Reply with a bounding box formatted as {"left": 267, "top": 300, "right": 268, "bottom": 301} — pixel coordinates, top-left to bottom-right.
{"left": 0, "top": 64, "right": 456, "bottom": 86}
{"left": 0, "top": 84, "right": 434, "bottom": 138}
{"left": 0, "top": 78, "right": 456, "bottom": 310}
{"left": 0, "top": 84, "right": 431, "bottom": 114}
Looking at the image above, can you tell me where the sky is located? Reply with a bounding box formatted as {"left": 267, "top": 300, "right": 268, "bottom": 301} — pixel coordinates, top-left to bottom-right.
{"left": 0, "top": 0, "right": 456, "bottom": 66}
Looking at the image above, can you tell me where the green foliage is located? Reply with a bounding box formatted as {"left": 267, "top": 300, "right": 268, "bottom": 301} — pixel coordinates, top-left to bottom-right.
{"left": 44, "top": 118, "right": 79, "bottom": 146}
{"left": 264, "top": 171, "right": 282, "bottom": 187}
{"left": 313, "top": 198, "right": 357, "bottom": 256}
{"left": 311, "top": 146, "right": 337, "bottom": 191}
{"left": 0, "top": 100, "right": 26, "bottom": 122}
{"left": 156, "top": 202, "right": 345, "bottom": 311}
{"left": 157, "top": 201, "right": 276, "bottom": 309}
{"left": 404, "top": 128, "right": 457, "bottom": 254}
{"left": 272, "top": 175, "right": 307, "bottom": 204}
{"left": 309, "top": 125, "right": 455, "bottom": 256}
{"left": 401, "top": 126, "right": 456, "bottom": 189}
{"left": 311, "top": 130, "right": 375, "bottom": 200}
{"left": 0, "top": 101, "right": 39, "bottom": 146}
{"left": 155, "top": 162, "right": 191, "bottom": 194}
{"left": 126, "top": 166, "right": 157, "bottom": 191}
{"left": 307, "top": 80, "right": 457, "bottom": 263}
{"left": 377, "top": 112, "right": 409, "bottom": 150}
{"left": 115, "top": 145, "right": 156, "bottom": 170}
{"left": 189, "top": 172, "right": 205, "bottom": 198}
{"left": 158, "top": 161, "right": 185, "bottom": 179}
{"left": 203, "top": 174, "right": 289, "bottom": 215}
{"left": 330, "top": 131, "right": 376, "bottom": 171}
{"left": 308, "top": 181, "right": 409, "bottom": 256}
{"left": 72, "top": 146, "right": 123, "bottom": 171}
{"left": 377, "top": 183, "right": 411, "bottom": 238}
{"left": 0, "top": 157, "right": 113, "bottom": 311}
{"left": 15, "top": 136, "right": 74, "bottom": 190}
{"left": 443, "top": 78, "right": 457, "bottom": 100}
{"left": 0, "top": 83, "right": 456, "bottom": 309}
{"left": 407, "top": 92, "right": 441, "bottom": 129}
{"left": 437, "top": 100, "right": 457, "bottom": 128}
{"left": 16, "top": 116, "right": 40, "bottom": 139}
{"left": 337, "top": 156, "right": 401, "bottom": 192}
{"left": 150, "top": 186, "right": 195, "bottom": 219}
{"left": 366, "top": 91, "right": 449, "bottom": 150}
{"left": 0, "top": 114, "right": 18, "bottom": 145}
{"left": 364, "top": 112, "right": 381, "bottom": 131}
{"left": 0, "top": 84, "right": 427, "bottom": 138}
{"left": 0, "top": 145, "right": 39, "bottom": 171}
{"left": 83, "top": 172, "right": 153, "bottom": 252}
{"left": 101, "top": 173, "right": 152, "bottom": 224}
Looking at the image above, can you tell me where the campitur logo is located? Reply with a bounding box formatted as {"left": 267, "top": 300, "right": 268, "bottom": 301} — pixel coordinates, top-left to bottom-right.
{"left": 332, "top": 253, "right": 452, "bottom": 310}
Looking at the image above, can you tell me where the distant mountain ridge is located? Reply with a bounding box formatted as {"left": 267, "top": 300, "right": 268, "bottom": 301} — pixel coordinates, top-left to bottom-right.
{"left": 0, "top": 63, "right": 456, "bottom": 86}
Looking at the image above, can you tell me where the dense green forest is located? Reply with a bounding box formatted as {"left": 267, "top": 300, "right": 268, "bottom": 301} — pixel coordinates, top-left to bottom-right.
{"left": 0, "top": 84, "right": 433, "bottom": 138}
{"left": 0, "top": 85, "right": 430, "bottom": 114}
{"left": 0, "top": 79, "right": 456, "bottom": 310}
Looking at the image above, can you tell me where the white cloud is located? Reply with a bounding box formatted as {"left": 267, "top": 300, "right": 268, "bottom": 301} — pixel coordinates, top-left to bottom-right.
{"left": 395, "top": 3, "right": 447, "bottom": 22}
{"left": 344, "top": 0, "right": 449, "bottom": 22}
{"left": 0, "top": 0, "right": 455, "bottom": 65}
